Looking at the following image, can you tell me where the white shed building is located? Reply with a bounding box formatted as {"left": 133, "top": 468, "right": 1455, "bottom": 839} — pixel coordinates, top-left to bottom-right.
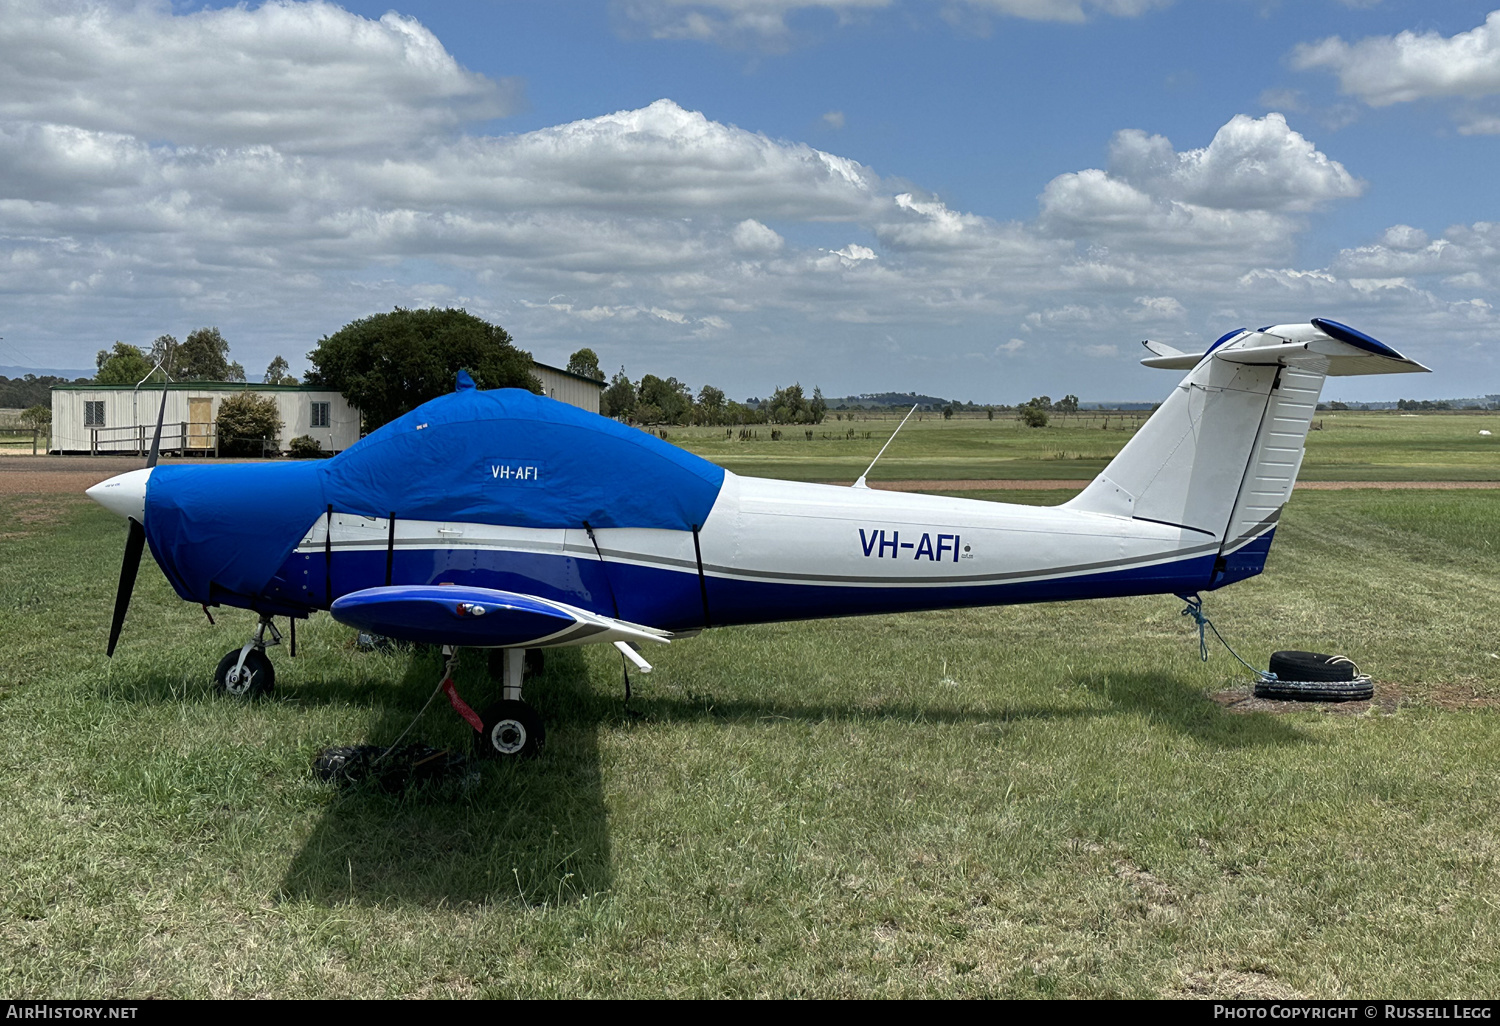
{"left": 532, "top": 360, "right": 606, "bottom": 413}
{"left": 51, "top": 360, "right": 604, "bottom": 455}
{"left": 50, "top": 383, "right": 360, "bottom": 456}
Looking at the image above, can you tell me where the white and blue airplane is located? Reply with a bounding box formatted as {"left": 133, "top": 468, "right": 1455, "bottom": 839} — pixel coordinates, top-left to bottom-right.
{"left": 88, "top": 318, "right": 1426, "bottom": 758}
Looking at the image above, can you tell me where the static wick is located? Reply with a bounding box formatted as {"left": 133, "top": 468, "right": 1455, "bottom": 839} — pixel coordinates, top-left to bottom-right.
{"left": 853, "top": 404, "right": 918, "bottom": 489}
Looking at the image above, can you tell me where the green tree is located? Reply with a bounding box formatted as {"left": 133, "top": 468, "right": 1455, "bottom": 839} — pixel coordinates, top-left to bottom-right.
{"left": 601, "top": 368, "right": 636, "bottom": 419}
{"left": 766, "top": 383, "right": 827, "bottom": 425}
{"left": 693, "top": 384, "right": 726, "bottom": 425}
{"left": 566, "top": 348, "right": 604, "bottom": 381}
{"left": 177, "top": 327, "right": 236, "bottom": 380}
{"left": 264, "top": 355, "right": 297, "bottom": 385}
{"left": 1019, "top": 396, "right": 1050, "bottom": 428}
{"left": 149, "top": 334, "right": 179, "bottom": 376}
{"left": 1056, "top": 394, "right": 1079, "bottom": 417}
{"left": 637, "top": 374, "right": 692, "bottom": 425}
{"left": 306, "top": 307, "right": 539, "bottom": 430}
{"left": 19, "top": 404, "right": 51, "bottom": 431}
{"left": 215, "top": 392, "right": 284, "bottom": 456}
{"left": 95, "top": 343, "right": 156, "bottom": 385}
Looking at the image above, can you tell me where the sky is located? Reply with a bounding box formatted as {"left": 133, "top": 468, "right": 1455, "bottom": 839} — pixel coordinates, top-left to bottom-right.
{"left": 1, "top": 0, "right": 1498, "bottom": 403}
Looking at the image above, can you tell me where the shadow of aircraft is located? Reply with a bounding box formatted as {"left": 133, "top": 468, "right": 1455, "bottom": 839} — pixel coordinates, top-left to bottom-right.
{"left": 104, "top": 643, "right": 1305, "bottom": 909}
{"left": 1073, "top": 670, "right": 1309, "bottom": 750}
{"left": 278, "top": 647, "right": 611, "bottom": 909}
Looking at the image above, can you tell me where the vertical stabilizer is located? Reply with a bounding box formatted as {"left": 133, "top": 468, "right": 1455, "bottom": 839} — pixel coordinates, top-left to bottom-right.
{"left": 1063, "top": 351, "right": 1277, "bottom": 539}
{"left": 1064, "top": 320, "right": 1428, "bottom": 590}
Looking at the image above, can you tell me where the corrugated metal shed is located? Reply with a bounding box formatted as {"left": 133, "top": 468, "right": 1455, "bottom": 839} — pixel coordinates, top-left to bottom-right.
{"left": 50, "top": 383, "right": 360, "bottom": 455}
{"left": 532, "top": 361, "right": 606, "bottom": 414}
{"left": 51, "top": 359, "right": 606, "bottom": 453}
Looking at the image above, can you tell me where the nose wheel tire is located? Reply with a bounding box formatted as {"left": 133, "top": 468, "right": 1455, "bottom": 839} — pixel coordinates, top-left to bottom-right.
{"left": 474, "top": 699, "right": 544, "bottom": 760}
{"left": 214, "top": 649, "right": 275, "bottom": 698}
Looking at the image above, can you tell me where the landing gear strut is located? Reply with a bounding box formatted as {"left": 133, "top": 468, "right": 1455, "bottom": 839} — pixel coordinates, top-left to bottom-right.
{"left": 474, "top": 648, "right": 545, "bottom": 760}
{"left": 214, "top": 616, "right": 280, "bottom": 698}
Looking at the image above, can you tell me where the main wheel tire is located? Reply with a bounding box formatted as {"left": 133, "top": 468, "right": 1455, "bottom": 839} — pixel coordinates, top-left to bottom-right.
{"left": 1268, "top": 650, "right": 1358, "bottom": 683}
{"left": 1254, "top": 677, "right": 1374, "bottom": 702}
{"left": 474, "top": 699, "right": 545, "bottom": 760}
{"left": 214, "top": 649, "right": 274, "bottom": 698}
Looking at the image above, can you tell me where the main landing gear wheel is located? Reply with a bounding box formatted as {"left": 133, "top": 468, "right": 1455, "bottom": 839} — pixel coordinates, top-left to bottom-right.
{"left": 475, "top": 700, "right": 544, "bottom": 760}
{"left": 214, "top": 649, "right": 275, "bottom": 698}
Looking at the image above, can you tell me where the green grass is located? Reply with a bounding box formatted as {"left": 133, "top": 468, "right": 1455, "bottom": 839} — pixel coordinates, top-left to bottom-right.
{"left": 658, "top": 409, "right": 1500, "bottom": 482}
{"left": 2, "top": 479, "right": 1499, "bottom": 997}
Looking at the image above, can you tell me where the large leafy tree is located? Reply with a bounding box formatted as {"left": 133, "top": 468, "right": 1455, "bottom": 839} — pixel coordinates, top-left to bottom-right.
{"left": 149, "top": 334, "right": 179, "bottom": 376}
{"left": 177, "top": 327, "right": 243, "bottom": 381}
{"left": 263, "top": 355, "right": 297, "bottom": 385}
{"left": 766, "top": 382, "right": 827, "bottom": 425}
{"left": 693, "top": 384, "right": 726, "bottom": 425}
{"left": 601, "top": 368, "right": 635, "bottom": 419}
{"left": 95, "top": 342, "right": 157, "bottom": 385}
{"left": 306, "top": 307, "right": 539, "bottom": 430}
{"left": 566, "top": 347, "right": 604, "bottom": 381}
{"left": 637, "top": 374, "right": 692, "bottom": 425}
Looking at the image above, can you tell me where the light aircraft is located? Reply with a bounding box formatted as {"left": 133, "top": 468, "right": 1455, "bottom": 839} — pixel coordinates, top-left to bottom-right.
{"left": 88, "top": 319, "right": 1427, "bottom": 758}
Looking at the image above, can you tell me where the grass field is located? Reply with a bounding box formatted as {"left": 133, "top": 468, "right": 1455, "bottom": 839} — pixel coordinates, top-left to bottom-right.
{"left": 1, "top": 421, "right": 1499, "bottom": 997}
{"left": 656, "top": 409, "right": 1500, "bottom": 482}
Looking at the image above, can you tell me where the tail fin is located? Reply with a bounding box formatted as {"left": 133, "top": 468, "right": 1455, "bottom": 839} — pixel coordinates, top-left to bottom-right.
{"left": 1065, "top": 320, "right": 1428, "bottom": 588}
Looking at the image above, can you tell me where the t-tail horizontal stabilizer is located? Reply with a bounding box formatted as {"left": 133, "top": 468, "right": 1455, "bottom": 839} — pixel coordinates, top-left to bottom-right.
{"left": 330, "top": 585, "right": 673, "bottom": 649}
{"left": 1140, "top": 319, "right": 1430, "bottom": 376}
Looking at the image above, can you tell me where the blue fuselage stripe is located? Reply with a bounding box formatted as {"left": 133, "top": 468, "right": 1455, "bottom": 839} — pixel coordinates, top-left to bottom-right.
{"left": 260, "top": 546, "right": 1219, "bottom": 631}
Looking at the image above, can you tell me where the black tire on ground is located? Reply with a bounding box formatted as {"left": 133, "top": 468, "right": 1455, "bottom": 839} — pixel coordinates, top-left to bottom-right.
{"left": 214, "top": 648, "right": 274, "bottom": 698}
{"left": 1254, "top": 678, "right": 1374, "bottom": 702}
{"left": 474, "top": 699, "right": 545, "bottom": 760}
{"left": 1268, "top": 650, "right": 1359, "bottom": 683}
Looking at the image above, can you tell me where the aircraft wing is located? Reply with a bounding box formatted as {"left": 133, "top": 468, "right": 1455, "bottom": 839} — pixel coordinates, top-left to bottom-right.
{"left": 330, "top": 585, "right": 672, "bottom": 649}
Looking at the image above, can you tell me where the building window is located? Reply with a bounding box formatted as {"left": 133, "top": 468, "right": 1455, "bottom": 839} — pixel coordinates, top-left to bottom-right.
{"left": 310, "top": 401, "right": 330, "bottom": 428}
{"left": 84, "top": 401, "right": 105, "bottom": 427}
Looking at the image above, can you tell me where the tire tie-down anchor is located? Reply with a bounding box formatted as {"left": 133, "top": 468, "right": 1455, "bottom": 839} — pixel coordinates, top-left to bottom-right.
{"left": 1178, "top": 594, "right": 1374, "bottom": 702}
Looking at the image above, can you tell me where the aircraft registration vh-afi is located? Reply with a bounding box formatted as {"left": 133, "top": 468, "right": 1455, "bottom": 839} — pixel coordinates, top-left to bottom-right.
{"left": 89, "top": 319, "right": 1427, "bottom": 759}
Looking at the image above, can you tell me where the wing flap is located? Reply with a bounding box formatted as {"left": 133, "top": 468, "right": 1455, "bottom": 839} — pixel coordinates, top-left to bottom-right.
{"left": 330, "top": 585, "right": 671, "bottom": 649}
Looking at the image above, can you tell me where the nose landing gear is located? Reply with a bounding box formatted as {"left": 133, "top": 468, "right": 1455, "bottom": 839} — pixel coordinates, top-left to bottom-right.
{"left": 214, "top": 616, "right": 281, "bottom": 697}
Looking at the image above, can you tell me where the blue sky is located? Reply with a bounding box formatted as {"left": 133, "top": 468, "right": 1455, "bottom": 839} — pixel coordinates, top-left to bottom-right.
{"left": 1, "top": 0, "right": 1497, "bottom": 402}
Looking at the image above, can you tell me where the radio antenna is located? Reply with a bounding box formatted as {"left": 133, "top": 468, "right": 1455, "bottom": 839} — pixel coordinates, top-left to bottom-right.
{"left": 853, "top": 404, "right": 918, "bottom": 489}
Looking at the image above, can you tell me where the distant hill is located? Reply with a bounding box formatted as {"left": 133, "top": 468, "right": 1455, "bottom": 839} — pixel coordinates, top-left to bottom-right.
{"left": 0, "top": 365, "right": 94, "bottom": 380}
{"left": 824, "top": 392, "right": 967, "bottom": 410}
{"left": 0, "top": 373, "right": 92, "bottom": 409}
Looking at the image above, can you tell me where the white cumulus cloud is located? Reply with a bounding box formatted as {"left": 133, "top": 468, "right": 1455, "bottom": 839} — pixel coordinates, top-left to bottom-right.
{"left": 0, "top": 1, "right": 1491, "bottom": 398}
{"left": 0, "top": 0, "right": 518, "bottom": 154}
{"left": 1292, "top": 11, "right": 1500, "bottom": 107}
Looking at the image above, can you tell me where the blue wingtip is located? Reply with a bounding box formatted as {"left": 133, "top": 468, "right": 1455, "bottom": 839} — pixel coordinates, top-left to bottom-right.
{"left": 456, "top": 369, "right": 476, "bottom": 392}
